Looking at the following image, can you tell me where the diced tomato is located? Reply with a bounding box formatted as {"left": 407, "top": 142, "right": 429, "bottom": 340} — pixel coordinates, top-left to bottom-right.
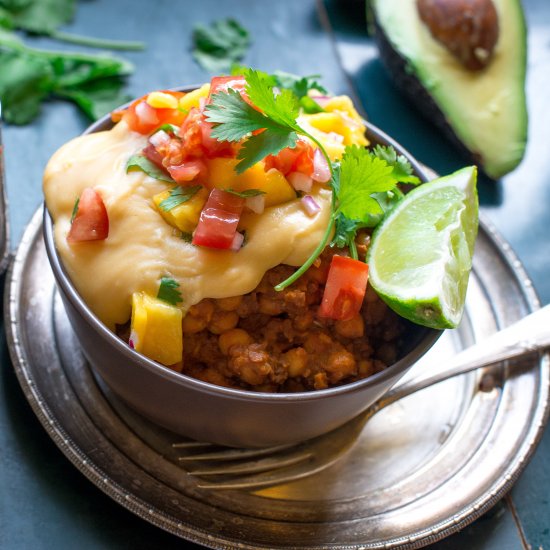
{"left": 142, "top": 143, "right": 166, "bottom": 169}
{"left": 264, "top": 140, "right": 315, "bottom": 178}
{"left": 318, "top": 255, "right": 369, "bottom": 321}
{"left": 67, "top": 188, "right": 109, "bottom": 243}
{"left": 167, "top": 159, "right": 207, "bottom": 183}
{"left": 192, "top": 189, "right": 244, "bottom": 249}
{"left": 208, "top": 75, "right": 252, "bottom": 105}
{"left": 199, "top": 118, "right": 235, "bottom": 157}
{"left": 122, "top": 91, "right": 186, "bottom": 135}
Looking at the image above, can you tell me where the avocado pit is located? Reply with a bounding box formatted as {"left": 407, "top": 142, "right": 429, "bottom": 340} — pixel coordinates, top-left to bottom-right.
{"left": 416, "top": 0, "right": 499, "bottom": 71}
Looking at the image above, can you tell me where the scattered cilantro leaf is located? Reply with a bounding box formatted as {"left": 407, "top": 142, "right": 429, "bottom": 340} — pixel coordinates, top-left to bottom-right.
{"left": 0, "top": 29, "right": 134, "bottom": 124}
{"left": 192, "top": 18, "right": 250, "bottom": 73}
{"left": 157, "top": 277, "right": 183, "bottom": 305}
{"left": 159, "top": 186, "right": 202, "bottom": 212}
{"left": 0, "top": 48, "right": 54, "bottom": 124}
{"left": 55, "top": 77, "right": 131, "bottom": 120}
{"left": 224, "top": 188, "right": 266, "bottom": 198}
{"left": 126, "top": 155, "right": 175, "bottom": 183}
{"left": 372, "top": 144, "right": 421, "bottom": 184}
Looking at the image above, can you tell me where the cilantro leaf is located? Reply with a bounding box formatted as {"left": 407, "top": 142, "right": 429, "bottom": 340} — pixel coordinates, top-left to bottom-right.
{"left": 192, "top": 18, "right": 250, "bottom": 73}
{"left": 0, "top": 48, "right": 54, "bottom": 124}
{"left": 332, "top": 214, "right": 360, "bottom": 249}
{"left": 205, "top": 69, "right": 304, "bottom": 173}
{"left": 206, "top": 89, "right": 268, "bottom": 141}
{"left": 337, "top": 145, "right": 398, "bottom": 222}
{"left": 224, "top": 188, "right": 265, "bottom": 198}
{"left": 372, "top": 145, "right": 421, "bottom": 185}
{"left": 159, "top": 186, "right": 202, "bottom": 212}
{"left": 236, "top": 126, "right": 298, "bottom": 173}
{"left": 55, "top": 77, "right": 131, "bottom": 120}
{"left": 244, "top": 69, "right": 300, "bottom": 129}
{"left": 0, "top": 0, "right": 143, "bottom": 50}
{"left": 0, "top": 28, "right": 134, "bottom": 124}
{"left": 157, "top": 277, "right": 183, "bottom": 305}
{"left": 3, "top": 0, "right": 75, "bottom": 35}
{"left": 126, "top": 155, "right": 175, "bottom": 183}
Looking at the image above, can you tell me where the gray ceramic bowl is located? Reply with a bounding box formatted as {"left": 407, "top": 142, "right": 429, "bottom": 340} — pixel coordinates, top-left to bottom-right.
{"left": 43, "top": 89, "right": 442, "bottom": 448}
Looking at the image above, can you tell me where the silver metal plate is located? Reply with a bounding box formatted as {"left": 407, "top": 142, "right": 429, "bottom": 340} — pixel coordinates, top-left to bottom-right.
{"left": 5, "top": 207, "right": 549, "bottom": 549}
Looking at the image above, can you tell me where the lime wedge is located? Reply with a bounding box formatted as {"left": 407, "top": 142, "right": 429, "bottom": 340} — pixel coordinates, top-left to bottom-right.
{"left": 367, "top": 166, "right": 478, "bottom": 329}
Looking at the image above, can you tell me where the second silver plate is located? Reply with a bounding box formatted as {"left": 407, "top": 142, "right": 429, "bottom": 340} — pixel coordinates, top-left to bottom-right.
{"left": 5, "top": 208, "right": 549, "bottom": 549}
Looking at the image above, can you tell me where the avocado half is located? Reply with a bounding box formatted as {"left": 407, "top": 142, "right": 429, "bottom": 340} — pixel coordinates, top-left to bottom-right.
{"left": 372, "top": 0, "right": 528, "bottom": 180}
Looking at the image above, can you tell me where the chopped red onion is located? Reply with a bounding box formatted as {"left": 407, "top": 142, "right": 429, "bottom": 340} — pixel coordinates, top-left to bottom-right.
{"left": 245, "top": 194, "right": 265, "bottom": 214}
{"left": 312, "top": 148, "right": 331, "bottom": 183}
{"left": 288, "top": 171, "right": 313, "bottom": 192}
{"left": 135, "top": 101, "right": 159, "bottom": 125}
{"left": 149, "top": 129, "right": 171, "bottom": 148}
{"left": 311, "top": 95, "right": 332, "bottom": 108}
{"left": 129, "top": 330, "right": 138, "bottom": 349}
{"left": 230, "top": 232, "right": 244, "bottom": 251}
{"left": 301, "top": 195, "right": 321, "bottom": 217}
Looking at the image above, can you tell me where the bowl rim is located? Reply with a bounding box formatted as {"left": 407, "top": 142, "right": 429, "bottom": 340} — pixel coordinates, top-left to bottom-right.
{"left": 43, "top": 84, "right": 443, "bottom": 404}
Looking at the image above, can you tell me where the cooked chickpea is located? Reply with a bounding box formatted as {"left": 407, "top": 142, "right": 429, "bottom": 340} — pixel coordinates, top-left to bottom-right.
{"left": 208, "top": 311, "right": 239, "bottom": 334}
{"left": 219, "top": 329, "right": 253, "bottom": 355}
{"left": 284, "top": 347, "right": 308, "bottom": 378}
{"left": 182, "top": 314, "right": 208, "bottom": 334}
{"left": 188, "top": 299, "right": 215, "bottom": 321}
{"left": 215, "top": 296, "right": 243, "bottom": 312}
{"left": 334, "top": 315, "right": 364, "bottom": 339}
{"left": 258, "top": 296, "right": 284, "bottom": 315}
{"left": 313, "top": 372, "right": 328, "bottom": 390}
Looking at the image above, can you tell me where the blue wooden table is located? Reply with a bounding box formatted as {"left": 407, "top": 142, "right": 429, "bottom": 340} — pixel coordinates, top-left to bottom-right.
{"left": 1, "top": 0, "right": 548, "bottom": 547}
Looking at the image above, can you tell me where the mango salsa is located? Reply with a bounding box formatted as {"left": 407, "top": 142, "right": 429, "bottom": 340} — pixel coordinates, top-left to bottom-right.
{"left": 153, "top": 187, "right": 209, "bottom": 233}
{"left": 206, "top": 158, "right": 296, "bottom": 206}
{"left": 178, "top": 84, "right": 210, "bottom": 113}
{"left": 130, "top": 292, "right": 183, "bottom": 366}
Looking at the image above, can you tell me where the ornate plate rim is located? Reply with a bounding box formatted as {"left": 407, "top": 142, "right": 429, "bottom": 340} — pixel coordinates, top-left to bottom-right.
{"left": 4, "top": 207, "right": 550, "bottom": 549}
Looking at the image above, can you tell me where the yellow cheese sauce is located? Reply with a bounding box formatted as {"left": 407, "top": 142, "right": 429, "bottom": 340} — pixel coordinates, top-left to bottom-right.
{"left": 44, "top": 121, "right": 332, "bottom": 330}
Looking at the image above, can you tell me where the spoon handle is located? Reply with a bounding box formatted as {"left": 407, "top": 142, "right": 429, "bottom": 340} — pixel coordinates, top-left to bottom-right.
{"left": 380, "top": 304, "right": 550, "bottom": 409}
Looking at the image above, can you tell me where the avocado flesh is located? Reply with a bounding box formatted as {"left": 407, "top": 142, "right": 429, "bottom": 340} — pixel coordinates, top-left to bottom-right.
{"left": 373, "top": 0, "right": 527, "bottom": 180}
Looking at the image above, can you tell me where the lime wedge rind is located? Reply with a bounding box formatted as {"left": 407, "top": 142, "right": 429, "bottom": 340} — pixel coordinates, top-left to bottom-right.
{"left": 367, "top": 166, "right": 478, "bottom": 330}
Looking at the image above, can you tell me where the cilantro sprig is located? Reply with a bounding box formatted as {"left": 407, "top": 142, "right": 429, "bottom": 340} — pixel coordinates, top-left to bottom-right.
{"left": 205, "top": 68, "right": 331, "bottom": 175}
{"left": 204, "top": 68, "right": 420, "bottom": 291}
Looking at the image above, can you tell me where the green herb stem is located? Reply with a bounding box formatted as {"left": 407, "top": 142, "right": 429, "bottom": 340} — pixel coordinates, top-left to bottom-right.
{"left": 349, "top": 239, "right": 358, "bottom": 261}
{"left": 49, "top": 30, "right": 145, "bottom": 51}
{"left": 274, "top": 212, "right": 335, "bottom": 292}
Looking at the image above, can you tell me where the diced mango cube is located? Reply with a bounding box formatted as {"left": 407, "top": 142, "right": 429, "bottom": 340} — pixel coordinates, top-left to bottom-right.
{"left": 323, "top": 95, "right": 363, "bottom": 123}
{"left": 206, "top": 158, "right": 296, "bottom": 207}
{"left": 153, "top": 187, "right": 209, "bottom": 232}
{"left": 146, "top": 91, "right": 179, "bottom": 109}
{"left": 304, "top": 112, "right": 367, "bottom": 147}
{"left": 261, "top": 169, "right": 296, "bottom": 206}
{"left": 130, "top": 292, "right": 183, "bottom": 366}
{"left": 178, "top": 84, "right": 210, "bottom": 113}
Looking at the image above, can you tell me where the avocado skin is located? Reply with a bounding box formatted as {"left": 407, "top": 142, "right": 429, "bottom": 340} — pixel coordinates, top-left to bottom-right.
{"left": 373, "top": 17, "right": 486, "bottom": 175}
